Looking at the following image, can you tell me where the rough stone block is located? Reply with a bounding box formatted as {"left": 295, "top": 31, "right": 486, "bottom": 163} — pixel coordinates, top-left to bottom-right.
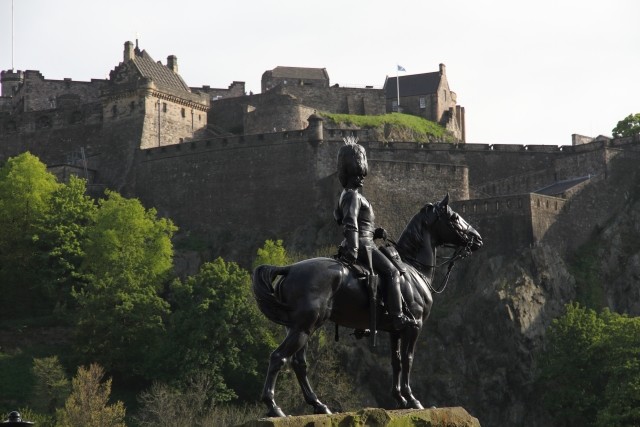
{"left": 235, "top": 407, "right": 480, "bottom": 427}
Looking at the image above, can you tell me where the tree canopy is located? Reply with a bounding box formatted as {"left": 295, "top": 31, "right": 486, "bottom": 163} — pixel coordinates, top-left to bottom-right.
{"left": 612, "top": 113, "right": 640, "bottom": 138}
{"left": 73, "top": 190, "right": 176, "bottom": 378}
{"left": 537, "top": 303, "right": 640, "bottom": 427}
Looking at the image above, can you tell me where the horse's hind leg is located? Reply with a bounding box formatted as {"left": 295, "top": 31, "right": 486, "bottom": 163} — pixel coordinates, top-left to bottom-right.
{"left": 261, "top": 328, "right": 310, "bottom": 417}
{"left": 291, "top": 344, "right": 331, "bottom": 414}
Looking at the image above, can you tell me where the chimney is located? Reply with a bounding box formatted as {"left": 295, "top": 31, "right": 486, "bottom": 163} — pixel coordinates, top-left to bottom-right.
{"left": 124, "top": 41, "right": 134, "bottom": 61}
{"left": 167, "top": 55, "right": 178, "bottom": 73}
{"left": 439, "top": 63, "right": 446, "bottom": 76}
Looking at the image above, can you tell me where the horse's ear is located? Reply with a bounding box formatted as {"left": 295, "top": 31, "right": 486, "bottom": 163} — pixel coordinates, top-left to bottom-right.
{"left": 441, "top": 193, "right": 450, "bottom": 207}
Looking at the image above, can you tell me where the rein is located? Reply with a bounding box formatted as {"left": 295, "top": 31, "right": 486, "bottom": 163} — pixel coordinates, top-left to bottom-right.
{"left": 387, "top": 238, "right": 473, "bottom": 295}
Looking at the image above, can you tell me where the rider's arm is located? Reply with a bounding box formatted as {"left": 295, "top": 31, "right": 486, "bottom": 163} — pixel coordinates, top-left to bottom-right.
{"left": 340, "top": 190, "right": 361, "bottom": 261}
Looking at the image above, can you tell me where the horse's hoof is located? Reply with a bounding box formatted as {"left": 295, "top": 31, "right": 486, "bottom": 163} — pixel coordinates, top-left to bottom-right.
{"left": 313, "top": 403, "right": 332, "bottom": 414}
{"left": 266, "top": 406, "right": 286, "bottom": 417}
{"left": 409, "top": 399, "right": 424, "bottom": 409}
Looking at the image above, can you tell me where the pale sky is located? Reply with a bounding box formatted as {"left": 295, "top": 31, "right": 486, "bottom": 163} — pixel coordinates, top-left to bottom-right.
{"left": 1, "top": 0, "right": 638, "bottom": 145}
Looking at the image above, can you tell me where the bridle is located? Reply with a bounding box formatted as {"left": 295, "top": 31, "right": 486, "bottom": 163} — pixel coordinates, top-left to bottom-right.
{"left": 393, "top": 203, "right": 477, "bottom": 294}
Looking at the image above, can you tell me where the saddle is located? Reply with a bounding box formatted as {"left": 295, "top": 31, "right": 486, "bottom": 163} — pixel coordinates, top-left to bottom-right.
{"left": 334, "top": 244, "right": 407, "bottom": 348}
{"left": 334, "top": 244, "right": 407, "bottom": 278}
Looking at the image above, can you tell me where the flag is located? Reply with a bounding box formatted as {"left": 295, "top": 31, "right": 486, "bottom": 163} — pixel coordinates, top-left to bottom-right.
{"left": 397, "top": 65, "right": 406, "bottom": 72}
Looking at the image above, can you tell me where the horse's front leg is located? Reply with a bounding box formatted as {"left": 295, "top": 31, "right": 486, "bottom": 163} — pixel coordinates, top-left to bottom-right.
{"left": 389, "top": 332, "right": 408, "bottom": 408}
{"left": 291, "top": 343, "right": 331, "bottom": 414}
{"left": 400, "top": 325, "right": 424, "bottom": 409}
{"left": 261, "top": 328, "right": 309, "bottom": 417}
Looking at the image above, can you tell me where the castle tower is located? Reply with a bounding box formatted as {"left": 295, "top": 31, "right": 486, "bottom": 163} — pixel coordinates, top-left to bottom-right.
{"left": 1, "top": 69, "right": 24, "bottom": 97}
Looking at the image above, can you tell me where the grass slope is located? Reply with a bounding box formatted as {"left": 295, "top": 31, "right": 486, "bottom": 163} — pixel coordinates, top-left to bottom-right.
{"left": 321, "top": 112, "right": 457, "bottom": 143}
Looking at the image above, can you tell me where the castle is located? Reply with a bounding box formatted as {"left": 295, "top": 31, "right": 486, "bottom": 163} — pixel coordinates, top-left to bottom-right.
{"left": 1, "top": 41, "right": 639, "bottom": 263}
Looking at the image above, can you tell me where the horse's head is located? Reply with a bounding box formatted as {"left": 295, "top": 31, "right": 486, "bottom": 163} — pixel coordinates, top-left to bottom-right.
{"left": 426, "top": 194, "right": 483, "bottom": 254}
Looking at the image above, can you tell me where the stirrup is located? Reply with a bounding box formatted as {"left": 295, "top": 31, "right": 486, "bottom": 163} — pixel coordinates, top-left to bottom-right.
{"left": 392, "top": 314, "right": 415, "bottom": 330}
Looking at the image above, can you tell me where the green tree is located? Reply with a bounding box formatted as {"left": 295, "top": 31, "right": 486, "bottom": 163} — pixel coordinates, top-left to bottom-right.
{"left": 0, "top": 152, "right": 60, "bottom": 315}
{"left": 538, "top": 303, "right": 640, "bottom": 427}
{"left": 252, "top": 239, "right": 291, "bottom": 269}
{"left": 612, "top": 113, "right": 640, "bottom": 138}
{"left": 56, "top": 363, "right": 126, "bottom": 427}
{"left": 166, "top": 257, "right": 277, "bottom": 402}
{"left": 41, "top": 176, "right": 97, "bottom": 313}
{"left": 31, "top": 356, "right": 71, "bottom": 415}
{"left": 73, "top": 191, "right": 176, "bottom": 378}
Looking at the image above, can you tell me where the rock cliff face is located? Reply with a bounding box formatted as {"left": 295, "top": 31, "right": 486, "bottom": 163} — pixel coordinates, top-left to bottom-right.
{"left": 333, "top": 154, "right": 640, "bottom": 427}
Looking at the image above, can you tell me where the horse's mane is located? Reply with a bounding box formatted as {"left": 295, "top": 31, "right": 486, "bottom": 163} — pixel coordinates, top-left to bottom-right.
{"left": 396, "top": 204, "right": 431, "bottom": 258}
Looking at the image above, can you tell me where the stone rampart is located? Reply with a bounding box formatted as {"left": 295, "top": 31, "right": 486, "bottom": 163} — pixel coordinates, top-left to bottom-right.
{"left": 276, "top": 85, "right": 386, "bottom": 116}
{"left": 0, "top": 102, "right": 103, "bottom": 136}
{"left": 452, "top": 193, "right": 565, "bottom": 255}
{"left": 133, "top": 134, "right": 337, "bottom": 261}
{"left": 368, "top": 160, "right": 468, "bottom": 238}
{"left": 7, "top": 70, "right": 106, "bottom": 112}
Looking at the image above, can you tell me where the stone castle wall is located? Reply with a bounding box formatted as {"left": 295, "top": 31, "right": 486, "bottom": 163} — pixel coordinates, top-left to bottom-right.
{"left": 3, "top": 70, "right": 107, "bottom": 112}
{"left": 2, "top": 98, "right": 639, "bottom": 264}
{"left": 275, "top": 85, "right": 386, "bottom": 116}
{"left": 132, "top": 133, "right": 337, "bottom": 260}
{"left": 208, "top": 85, "right": 386, "bottom": 135}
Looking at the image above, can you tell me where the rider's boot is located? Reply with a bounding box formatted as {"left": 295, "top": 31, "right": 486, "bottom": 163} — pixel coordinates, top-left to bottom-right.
{"left": 385, "top": 271, "right": 414, "bottom": 330}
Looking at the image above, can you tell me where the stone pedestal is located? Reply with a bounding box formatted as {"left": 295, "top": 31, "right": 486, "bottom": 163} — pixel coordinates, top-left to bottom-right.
{"left": 236, "top": 407, "right": 480, "bottom": 427}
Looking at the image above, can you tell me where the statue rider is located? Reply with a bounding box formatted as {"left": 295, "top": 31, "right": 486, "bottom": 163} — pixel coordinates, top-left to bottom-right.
{"left": 334, "top": 138, "right": 413, "bottom": 330}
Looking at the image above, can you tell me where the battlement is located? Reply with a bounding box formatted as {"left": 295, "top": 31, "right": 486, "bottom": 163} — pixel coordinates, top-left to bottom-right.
{"left": 452, "top": 193, "right": 566, "bottom": 254}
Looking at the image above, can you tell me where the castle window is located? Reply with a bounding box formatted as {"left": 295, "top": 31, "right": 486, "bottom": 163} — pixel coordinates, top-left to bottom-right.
{"left": 391, "top": 100, "right": 398, "bottom": 112}
{"left": 419, "top": 97, "right": 426, "bottom": 109}
{"left": 163, "top": 103, "right": 167, "bottom": 113}
{"left": 130, "top": 101, "right": 135, "bottom": 112}
{"left": 181, "top": 108, "right": 186, "bottom": 118}
{"left": 496, "top": 201, "right": 499, "bottom": 211}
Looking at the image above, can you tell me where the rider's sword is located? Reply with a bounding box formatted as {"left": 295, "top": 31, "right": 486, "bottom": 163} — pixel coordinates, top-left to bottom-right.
{"left": 365, "top": 246, "right": 378, "bottom": 348}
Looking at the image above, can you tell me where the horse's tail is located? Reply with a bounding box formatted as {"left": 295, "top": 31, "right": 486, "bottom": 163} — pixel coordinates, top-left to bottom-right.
{"left": 252, "top": 264, "right": 294, "bottom": 327}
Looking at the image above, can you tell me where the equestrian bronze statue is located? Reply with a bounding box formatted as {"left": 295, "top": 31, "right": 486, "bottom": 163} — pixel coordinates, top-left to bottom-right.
{"left": 252, "top": 140, "right": 482, "bottom": 418}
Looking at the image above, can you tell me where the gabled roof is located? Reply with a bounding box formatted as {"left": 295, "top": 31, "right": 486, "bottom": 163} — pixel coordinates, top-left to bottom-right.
{"left": 384, "top": 72, "right": 441, "bottom": 98}
{"left": 130, "top": 50, "right": 191, "bottom": 93}
{"left": 268, "top": 66, "right": 329, "bottom": 81}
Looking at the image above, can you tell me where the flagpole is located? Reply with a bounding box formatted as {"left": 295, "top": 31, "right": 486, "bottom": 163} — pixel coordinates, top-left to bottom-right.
{"left": 396, "top": 67, "right": 400, "bottom": 112}
{"left": 12, "top": 0, "right": 15, "bottom": 70}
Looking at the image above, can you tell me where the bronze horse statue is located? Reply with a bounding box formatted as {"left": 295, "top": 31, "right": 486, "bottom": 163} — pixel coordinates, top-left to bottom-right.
{"left": 252, "top": 194, "right": 482, "bottom": 417}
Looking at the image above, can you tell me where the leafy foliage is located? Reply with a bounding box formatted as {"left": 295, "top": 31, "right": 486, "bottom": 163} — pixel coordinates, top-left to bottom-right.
{"left": 31, "top": 356, "right": 71, "bottom": 415}
{"left": 0, "top": 152, "right": 61, "bottom": 316}
{"left": 252, "top": 239, "right": 292, "bottom": 269}
{"left": 73, "top": 191, "right": 176, "bottom": 378}
{"left": 56, "top": 363, "right": 126, "bottom": 427}
{"left": 165, "top": 257, "right": 278, "bottom": 402}
{"left": 612, "top": 113, "right": 640, "bottom": 138}
{"left": 538, "top": 303, "right": 640, "bottom": 427}
{"left": 135, "top": 376, "right": 264, "bottom": 427}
